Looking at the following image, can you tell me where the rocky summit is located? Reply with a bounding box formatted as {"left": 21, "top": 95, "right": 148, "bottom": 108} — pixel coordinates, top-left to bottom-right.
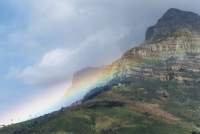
{"left": 1, "top": 8, "right": 200, "bottom": 134}
{"left": 146, "top": 8, "right": 200, "bottom": 42}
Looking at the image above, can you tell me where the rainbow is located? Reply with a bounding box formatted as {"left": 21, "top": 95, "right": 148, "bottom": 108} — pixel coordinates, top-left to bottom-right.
{"left": 0, "top": 65, "right": 118, "bottom": 126}
{"left": 1, "top": 34, "right": 198, "bottom": 126}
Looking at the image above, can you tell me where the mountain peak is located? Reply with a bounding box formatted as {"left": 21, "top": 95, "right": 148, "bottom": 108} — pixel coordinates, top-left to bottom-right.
{"left": 146, "top": 8, "right": 200, "bottom": 42}
{"left": 164, "top": 8, "right": 188, "bottom": 15}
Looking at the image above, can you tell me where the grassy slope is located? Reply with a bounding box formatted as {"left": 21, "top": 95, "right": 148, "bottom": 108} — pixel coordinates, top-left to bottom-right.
{"left": 1, "top": 75, "right": 200, "bottom": 134}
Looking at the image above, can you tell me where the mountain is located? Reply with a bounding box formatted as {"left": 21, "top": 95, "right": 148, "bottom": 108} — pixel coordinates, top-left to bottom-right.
{"left": 1, "top": 8, "right": 200, "bottom": 134}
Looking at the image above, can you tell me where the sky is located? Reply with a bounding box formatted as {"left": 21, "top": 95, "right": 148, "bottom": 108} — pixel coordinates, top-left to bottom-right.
{"left": 1, "top": 0, "right": 200, "bottom": 125}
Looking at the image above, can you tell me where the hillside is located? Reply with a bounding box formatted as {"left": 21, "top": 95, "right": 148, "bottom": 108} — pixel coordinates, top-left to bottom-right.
{"left": 1, "top": 8, "right": 200, "bottom": 134}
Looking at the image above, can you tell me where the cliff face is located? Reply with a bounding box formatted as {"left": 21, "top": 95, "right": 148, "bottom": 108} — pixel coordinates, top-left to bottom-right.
{"left": 106, "top": 9, "right": 200, "bottom": 84}
{"left": 111, "top": 31, "right": 200, "bottom": 82}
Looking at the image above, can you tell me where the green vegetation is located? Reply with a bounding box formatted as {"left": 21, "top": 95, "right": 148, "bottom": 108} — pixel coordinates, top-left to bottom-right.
{"left": 1, "top": 74, "right": 200, "bottom": 134}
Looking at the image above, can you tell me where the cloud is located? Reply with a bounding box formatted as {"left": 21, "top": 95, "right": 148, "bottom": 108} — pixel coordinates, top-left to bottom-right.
{"left": 10, "top": 48, "right": 73, "bottom": 86}
{"left": 9, "top": 27, "right": 129, "bottom": 86}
